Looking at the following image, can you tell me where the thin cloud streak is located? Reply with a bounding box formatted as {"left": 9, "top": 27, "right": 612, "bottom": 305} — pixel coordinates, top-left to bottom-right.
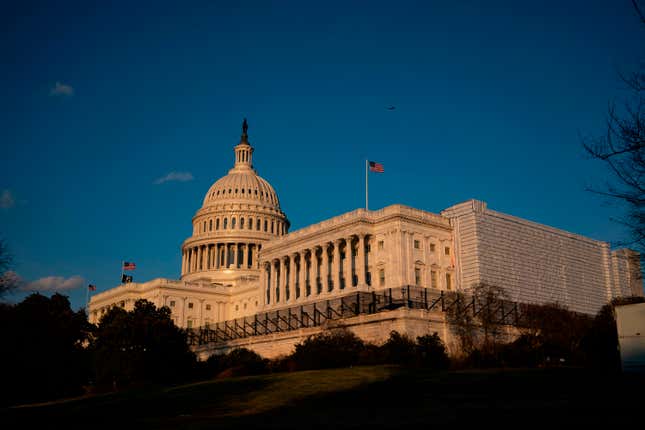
{"left": 154, "top": 171, "right": 194, "bottom": 185}
{"left": 20, "top": 274, "right": 86, "bottom": 292}
{"left": 50, "top": 81, "right": 74, "bottom": 96}
{"left": 0, "top": 190, "right": 15, "bottom": 209}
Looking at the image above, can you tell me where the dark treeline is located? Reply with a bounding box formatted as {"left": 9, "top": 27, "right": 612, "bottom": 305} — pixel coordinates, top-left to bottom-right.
{"left": 0, "top": 292, "right": 642, "bottom": 407}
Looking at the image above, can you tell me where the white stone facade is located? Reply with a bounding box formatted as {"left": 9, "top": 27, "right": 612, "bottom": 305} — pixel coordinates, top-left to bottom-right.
{"left": 89, "top": 121, "right": 643, "bottom": 345}
{"left": 441, "top": 199, "right": 642, "bottom": 315}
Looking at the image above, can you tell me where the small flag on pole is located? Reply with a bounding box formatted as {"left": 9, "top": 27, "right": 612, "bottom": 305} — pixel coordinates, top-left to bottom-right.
{"left": 88, "top": 284, "right": 96, "bottom": 291}
{"left": 123, "top": 261, "right": 136, "bottom": 271}
{"left": 368, "top": 161, "right": 384, "bottom": 173}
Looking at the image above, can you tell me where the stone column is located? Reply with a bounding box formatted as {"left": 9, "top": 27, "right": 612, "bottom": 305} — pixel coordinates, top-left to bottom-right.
{"left": 358, "top": 234, "right": 366, "bottom": 288}
{"left": 280, "top": 257, "right": 287, "bottom": 304}
{"left": 321, "top": 243, "right": 330, "bottom": 294}
{"left": 242, "top": 243, "right": 248, "bottom": 268}
{"left": 272, "top": 261, "right": 278, "bottom": 304}
{"left": 298, "top": 251, "right": 307, "bottom": 300}
{"left": 202, "top": 245, "right": 208, "bottom": 271}
{"left": 309, "top": 248, "right": 317, "bottom": 297}
{"left": 265, "top": 263, "right": 272, "bottom": 305}
{"left": 289, "top": 254, "right": 298, "bottom": 302}
{"left": 181, "top": 250, "right": 186, "bottom": 275}
{"left": 333, "top": 239, "right": 341, "bottom": 292}
{"left": 345, "top": 236, "right": 354, "bottom": 288}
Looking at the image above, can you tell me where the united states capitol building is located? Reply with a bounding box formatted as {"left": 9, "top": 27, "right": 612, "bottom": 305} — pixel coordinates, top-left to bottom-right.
{"left": 88, "top": 121, "right": 643, "bottom": 358}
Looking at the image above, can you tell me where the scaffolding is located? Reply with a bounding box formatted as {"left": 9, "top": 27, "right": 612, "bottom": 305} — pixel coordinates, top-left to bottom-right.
{"left": 186, "top": 286, "right": 524, "bottom": 347}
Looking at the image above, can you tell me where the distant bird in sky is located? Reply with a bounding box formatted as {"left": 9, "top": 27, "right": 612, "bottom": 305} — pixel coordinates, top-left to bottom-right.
{"left": 387, "top": 106, "right": 396, "bottom": 110}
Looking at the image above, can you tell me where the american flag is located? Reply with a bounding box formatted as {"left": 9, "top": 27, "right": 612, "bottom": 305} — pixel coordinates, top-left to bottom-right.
{"left": 123, "top": 261, "right": 136, "bottom": 270}
{"left": 369, "top": 161, "right": 384, "bottom": 173}
{"left": 88, "top": 284, "right": 96, "bottom": 291}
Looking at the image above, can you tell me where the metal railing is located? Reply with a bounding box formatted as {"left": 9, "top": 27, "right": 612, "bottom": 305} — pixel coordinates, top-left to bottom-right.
{"left": 186, "top": 286, "right": 524, "bottom": 346}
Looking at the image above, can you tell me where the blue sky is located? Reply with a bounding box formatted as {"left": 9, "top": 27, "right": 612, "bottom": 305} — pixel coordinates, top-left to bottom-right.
{"left": 1, "top": 0, "right": 643, "bottom": 311}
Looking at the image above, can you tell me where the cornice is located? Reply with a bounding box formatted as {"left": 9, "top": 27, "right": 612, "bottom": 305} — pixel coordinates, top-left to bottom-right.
{"left": 261, "top": 205, "right": 451, "bottom": 255}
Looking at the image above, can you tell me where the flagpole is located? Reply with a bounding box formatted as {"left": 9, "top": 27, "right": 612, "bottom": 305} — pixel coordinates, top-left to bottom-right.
{"left": 121, "top": 260, "right": 124, "bottom": 283}
{"left": 365, "top": 159, "right": 368, "bottom": 211}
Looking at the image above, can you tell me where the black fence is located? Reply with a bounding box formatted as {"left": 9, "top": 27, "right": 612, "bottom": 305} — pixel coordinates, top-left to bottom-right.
{"left": 186, "top": 286, "right": 524, "bottom": 346}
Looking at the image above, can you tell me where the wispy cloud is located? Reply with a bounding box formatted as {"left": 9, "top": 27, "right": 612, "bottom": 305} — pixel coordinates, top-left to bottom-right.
{"left": 50, "top": 81, "right": 74, "bottom": 97}
{"left": 20, "top": 275, "right": 86, "bottom": 292}
{"left": 0, "top": 271, "right": 23, "bottom": 291}
{"left": 154, "top": 171, "right": 194, "bottom": 185}
{"left": 0, "top": 190, "right": 15, "bottom": 209}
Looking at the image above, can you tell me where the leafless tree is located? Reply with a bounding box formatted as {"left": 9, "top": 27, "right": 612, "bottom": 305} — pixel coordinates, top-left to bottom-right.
{"left": 0, "top": 239, "right": 18, "bottom": 298}
{"left": 583, "top": 3, "right": 645, "bottom": 253}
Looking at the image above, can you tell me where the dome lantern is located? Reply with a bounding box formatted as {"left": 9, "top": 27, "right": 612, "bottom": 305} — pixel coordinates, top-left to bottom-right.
{"left": 232, "top": 118, "right": 254, "bottom": 172}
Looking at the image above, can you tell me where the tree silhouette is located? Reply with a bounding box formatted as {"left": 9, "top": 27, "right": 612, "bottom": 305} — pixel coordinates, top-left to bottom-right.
{"left": 583, "top": 4, "right": 645, "bottom": 255}
{"left": 0, "top": 293, "right": 92, "bottom": 406}
{"left": 90, "top": 299, "right": 196, "bottom": 389}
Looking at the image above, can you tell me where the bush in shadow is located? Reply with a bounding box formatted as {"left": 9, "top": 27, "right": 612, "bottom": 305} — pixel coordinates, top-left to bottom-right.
{"left": 416, "top": 333, "right": 450, "bottom": 369}
{"left": 202, "top": 348, "right": 269, "bottom": 378}
{"left": 381, "top": 331, "right": 417, "bottom": 365}
{"left": 291, "top": 328, "right": 365, "bottom": 370}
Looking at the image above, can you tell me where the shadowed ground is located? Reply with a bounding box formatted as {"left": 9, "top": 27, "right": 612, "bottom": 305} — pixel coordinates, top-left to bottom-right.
{"left": 2, "top": 366, "right": 642, "bottom": 429}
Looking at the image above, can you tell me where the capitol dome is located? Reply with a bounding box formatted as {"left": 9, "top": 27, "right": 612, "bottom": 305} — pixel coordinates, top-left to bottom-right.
{"left": 202, "top": 167, "right": 281, "bottom": 209}
{"left": 180, "top": 119, "right": 289, "bottom": 283}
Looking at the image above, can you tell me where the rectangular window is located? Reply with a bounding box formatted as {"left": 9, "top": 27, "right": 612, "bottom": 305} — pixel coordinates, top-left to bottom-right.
{"left": 170, "top": 300, "right": 176, "bottom": 307}
{"left": 379, "top": 269, "right": 385, "bottom": 286}
{"left": 378, "top": 240, "right": 384, "bottom": 250}
{"left": 415, "top": 268, "right": 421, "bottom": 286}
{"left": 188, "top": 302, "right": 194, "bottom": 309}
{"left": 445, "top": 273, "right": 452, "bottom": 290}
{"left": 205, "top": 304, "right": 211, "bottom": 311}
{"left": 186, "top": 319, "right": 193, "bottom": 329}
{"left": 414, "top": 240, "right": 420, "bottom": 249}
{"left": 444, "top": 246, "right": 450, "bottom": 256}
{"left": 431, "top": 271, "right": 437, "bottom": 288}
{"left": 430, "top": 243, "right": 436, "bottom": 252}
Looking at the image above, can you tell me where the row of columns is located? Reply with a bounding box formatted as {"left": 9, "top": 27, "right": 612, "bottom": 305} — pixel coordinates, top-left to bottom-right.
{"left": 262, "top": 234, "right": 370, "bottom": 306}
{"left": 182, "top": 242, "right": 262, "bottom": 275}
{"left": 196, "top": 215, "right": 287, "bottom": 236}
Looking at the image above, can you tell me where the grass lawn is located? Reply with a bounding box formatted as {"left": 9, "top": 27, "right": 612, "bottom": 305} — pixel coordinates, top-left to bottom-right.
{"left": 2, "top": 366, "right": 642, "bottom": 429}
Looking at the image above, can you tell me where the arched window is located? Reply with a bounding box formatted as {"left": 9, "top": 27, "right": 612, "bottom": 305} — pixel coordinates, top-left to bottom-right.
{"left": 223, "top": 218, "right": 228, "bottom": 229}
{"left": 231, "top": 217, "right": 236, "bottom": 229}
{"left": 241, "top": 188, "right": 245, "bottom": 194}
{"left": 203, "top": 221, "right": 206, "bottom": 232}
{"left": 209, "top": 219, "right": 212, "bottom": 231}
{"left": 235, "top": 188, "right": 238, "bottom": 193}
{"left": 271, "top": 221, "right": 274, "bottom": 233}
{"left": 216, "top": 218, "right": 220, "bottom": 230}
{"left": 264, "top": 220, "right": 268, "bottom": 232}
{"left": 248, "top": 217, "right": 253, "bottom": 230}
{"left": 240, "top": 217, "right": 245, "bottom": 229}
{"left": 257, "top": 219, "right": 261, "bottom": 230}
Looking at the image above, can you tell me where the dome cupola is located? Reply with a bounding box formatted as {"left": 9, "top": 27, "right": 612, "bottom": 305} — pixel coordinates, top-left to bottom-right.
{"left": 180, "top": 120, "right": 289, "bottom": 284}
